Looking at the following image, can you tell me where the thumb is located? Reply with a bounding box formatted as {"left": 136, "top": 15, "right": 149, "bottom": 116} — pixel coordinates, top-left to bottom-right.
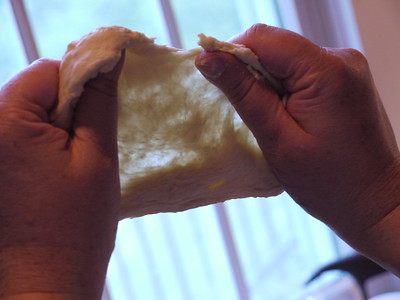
{"left": 72, "top": 53, "right": 125, "bottom": 154}
{"left": 195, "top": 51, "right": 292, "bottom": 147}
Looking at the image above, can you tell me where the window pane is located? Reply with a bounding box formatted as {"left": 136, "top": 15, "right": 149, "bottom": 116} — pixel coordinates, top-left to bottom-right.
{"left": 0, "top": 1, "right": 27, "bottom": 84}
{"left": 107, "top": 207, "right": 239, "bottom": 300}
{"left": 225, "top": 194, "right": 338, "bottom": 299}
{"left": 24, "top": 0, "right": 169, "bottom": 59}
{"left": 169, "top": 0, "right": 242, "bottom": 48}
{"left": 170, "top": 0, "right": 282, "bottom": 48}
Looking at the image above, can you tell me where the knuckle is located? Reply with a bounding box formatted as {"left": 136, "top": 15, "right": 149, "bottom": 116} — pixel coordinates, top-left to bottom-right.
{"left": 245, "top": 23, "right": 273, "bottom": 39}
{"left": 249, "top": 23, "right": 269, "bottom": 33}
{"left": 341, "top": 48, "right": 370, "bottom": 71}
{"left": 32, "top": 58, "right": 60, "bottom": 69}
{"left": 342, "top": 48, "right": 367, "bottom": 61}
{"left": 34, "top": 58, "right": 54, "bottom": 64}
{"left": 326, "top": 47, "right": 371, "bottom": 84}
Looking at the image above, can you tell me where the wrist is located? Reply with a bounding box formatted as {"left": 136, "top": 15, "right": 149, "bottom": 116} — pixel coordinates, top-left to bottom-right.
{"left": 335, "top": 158, "right": 400, "bottom": 275}
{"left": 0, "top": 244, "right": 109, "bottom": 300}
{"left": 357, "top": 204, "right": 400, "bottom": 276}
{"left": 0, "top": 293, "right": 91, "bottom": 300}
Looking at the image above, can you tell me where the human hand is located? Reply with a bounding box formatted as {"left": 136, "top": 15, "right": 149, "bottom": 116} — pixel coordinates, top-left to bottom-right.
{"left": 196, "top": 24, "right": 400, "bottom": 273}
{"left": 0, "top": 57, "right": 123, "bottom": 299}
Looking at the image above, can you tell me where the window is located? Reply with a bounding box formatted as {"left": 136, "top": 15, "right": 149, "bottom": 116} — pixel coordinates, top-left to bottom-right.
{"left": 3, "top": 0, "right": 361, "bottom": 299}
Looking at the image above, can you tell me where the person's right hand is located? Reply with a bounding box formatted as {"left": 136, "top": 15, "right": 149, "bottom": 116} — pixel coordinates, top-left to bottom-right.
{"left": 196, "top": 24, "right": 400, "bottom": 274}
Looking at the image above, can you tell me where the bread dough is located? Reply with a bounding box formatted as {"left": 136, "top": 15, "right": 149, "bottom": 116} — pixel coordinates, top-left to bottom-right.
{"left": 52, "top": 26, "right": 283, "bottom": 219}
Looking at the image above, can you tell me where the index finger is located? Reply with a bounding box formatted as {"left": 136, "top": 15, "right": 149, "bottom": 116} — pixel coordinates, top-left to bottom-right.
{"left": 229, "top": 24, "right": 322, "bottom": 86}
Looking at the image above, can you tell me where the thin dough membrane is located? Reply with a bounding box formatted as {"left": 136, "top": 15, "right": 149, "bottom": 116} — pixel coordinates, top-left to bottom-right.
{"left": 52, "top": 26, "right": 283, "bottom": 219}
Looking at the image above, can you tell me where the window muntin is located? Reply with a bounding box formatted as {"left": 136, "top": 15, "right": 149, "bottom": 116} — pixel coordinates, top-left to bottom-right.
{"left": 24, "top": 0, "right": 169, "bottom": 59}
{"left": 0, "top": 1, "right": 27, "bottom": 84}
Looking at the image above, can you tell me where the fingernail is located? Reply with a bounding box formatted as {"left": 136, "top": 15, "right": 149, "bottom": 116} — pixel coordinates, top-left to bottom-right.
{"left": 197, "top": 55, "right": 227, "bottom": 79}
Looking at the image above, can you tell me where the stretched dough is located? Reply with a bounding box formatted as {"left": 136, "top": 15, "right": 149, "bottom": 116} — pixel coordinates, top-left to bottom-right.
{"left": 52, "top": 26, "right": 283, "bottom": 219}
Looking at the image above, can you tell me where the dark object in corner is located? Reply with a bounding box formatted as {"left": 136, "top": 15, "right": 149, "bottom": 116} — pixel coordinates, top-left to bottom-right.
{"left": 307, "top": 253, "right": 386, "bottom": 299}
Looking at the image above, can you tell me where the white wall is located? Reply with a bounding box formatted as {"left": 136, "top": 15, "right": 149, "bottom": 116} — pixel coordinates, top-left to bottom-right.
{"left": 351, "top": 0, "right": 400, "bottom": 144}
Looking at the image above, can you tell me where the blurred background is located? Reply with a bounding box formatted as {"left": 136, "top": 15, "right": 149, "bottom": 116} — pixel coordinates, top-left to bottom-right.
{"left": 2, "top": 0, "right": 400, "bottom": 299}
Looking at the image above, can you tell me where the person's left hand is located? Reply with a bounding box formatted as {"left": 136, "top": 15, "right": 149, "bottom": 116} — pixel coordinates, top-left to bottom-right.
{"left": 0, "top": 57, "right": 123, "bottom": 299}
